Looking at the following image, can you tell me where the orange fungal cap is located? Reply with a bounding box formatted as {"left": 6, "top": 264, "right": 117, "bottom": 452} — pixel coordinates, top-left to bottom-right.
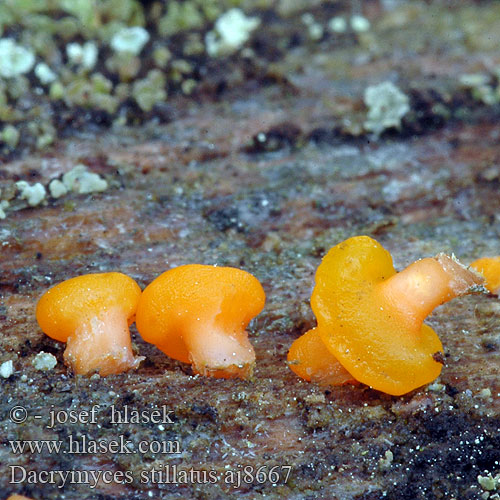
{"left": 470, "top": 257, "right": 500, "bottom": 295}
{"left": 136, "top": 264, "right": 265, "bottom": 379}
{"left": 287, "top": 328, "right": 356, "bottom": 386}
{"left": 6, "top": 496, "right": 34, "bottom": 500}
{"left": 36, "top": 272, "right": 143, "bottom": 376}
{"left": 306, "top": 236, "right": 483, "bottom": 396}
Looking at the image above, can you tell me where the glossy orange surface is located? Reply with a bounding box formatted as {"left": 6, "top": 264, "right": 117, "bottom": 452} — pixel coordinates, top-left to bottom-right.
{"left": 136, "top": 264, "right": 265, "bottom": 379}
{"left": 287, "top": 328, "right": 356, "bottom": 386}
{"left": 471, "top": 257, "right": 500, "bottom": 295}
{"left": 290, "top": 236, "right": 482, "bottom": 395}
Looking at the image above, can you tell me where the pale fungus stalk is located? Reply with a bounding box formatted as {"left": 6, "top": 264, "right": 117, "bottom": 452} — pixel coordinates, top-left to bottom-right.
{"left": 183, "top": 325, "right": 255, "bottom": 378}
{"left": 378, "top": 253, "right": 484, "bottom": 325}
{"left": 64, "top": 307, "right": 143, "bottom": 376}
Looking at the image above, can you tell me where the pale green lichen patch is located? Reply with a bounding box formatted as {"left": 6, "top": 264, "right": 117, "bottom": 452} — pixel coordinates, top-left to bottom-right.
{"left": 363, "top": 81, "right": 410, "bottom": 136}
{"left": 158, "top": 1, "right": 204, "bottom": 37}
{"left": 0, "top": 0, "right": 499, "bottom": 159}
{"left": 32, "top": 351, "right": 57, "bottom": 371}
{"left": 478, "top": 388, "right": 492, "bottom": 399}
{"left": 0, "top": 359, "right": 14, "bottom": 378}
{"left": 16, "top": 181, "right": 47, "bottom": 207}
{"left": 132, "top": 69, "right": 167, "bottom": 112}
{"left": 62, "top": 164, "right": 108, "bottom": 194}
{"left": 66, "top": 41, "right": 99, "bottom": 70}
{"left": 34, "top": 62, "right": 57, "bottom": 84}
{"left": 111, "top": 26, "right": 150, "bottom": 54}
{"left": 478, "top": 473, "right": 499, "bottom": 492}
{"left": 205, "top": 8, "right": 260, "bottom": 57}
{"left": 48, "top": 179, "right": 68, "bottom": 199}
{"left": 378, "top": 450, "right": 394, "bottom": 470}
{"left": 427, "top": 381, "right": 446, "bottom": 393}
{"left": 0, "top": 200, "right": 9, "bottom": 219}
{"left": 105, "top": 51, "right": 141, "bottom": 82}
{"left": 1, "top": 124, "right": 20, "bottom": 148}
{"left": 1, "top": 164, "right": 111, "bottom": 217}
{"left": 63, "top": 73, "right": 119, "bottom": 113}
{"left": 350, "top": 14, "right": 370, "bottom": 33}
{"left": 301, "top": 13, "right": 323, "bottom": 41}
{"left": 460, "top": 73, "right": 500, "bottom": 106}
{"left": 328, "top": 16, "right": 347, "bottom": 34}
{"left": 0, "top": 38, "right": 35, "bottom": 78}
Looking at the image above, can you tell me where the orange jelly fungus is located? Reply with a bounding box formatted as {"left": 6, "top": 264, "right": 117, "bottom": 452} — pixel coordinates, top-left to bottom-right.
{"left": 287, "top": 328, "right": 356, "bottom": 386}
{"left": 36, "top": 273, "right": 143, "bottom": 376}
{"left": 471, "top": 257, "right": 500, "bottom": 295}
{"left": 136, "top": 264, "right": 265, "bottom": 379}
{"left": 6, "top": 496, "right": 34, "bottom": 500}
{"left": 289, "top": 236, "right": 484, "bottom": 396}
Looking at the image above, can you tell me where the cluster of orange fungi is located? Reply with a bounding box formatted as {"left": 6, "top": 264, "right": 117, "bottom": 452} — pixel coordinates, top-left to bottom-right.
{"left": 36, "top": 236, "right": 494, "bottom": 397}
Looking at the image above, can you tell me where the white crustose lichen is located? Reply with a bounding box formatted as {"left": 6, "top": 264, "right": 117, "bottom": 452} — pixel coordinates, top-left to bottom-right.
{"left": 0, "top": 360, "right": 14, "bottom": 378}
{"left": 364, "top": 81, "right": 410, "bottom": 136}
{"left": 62, "top": 165, "right": 108, "bottom": 194}
{"left": 16, "top": 181, "right": 47, "bottom": 207}
{"left": 32, "top": 352, "right": 57, "bottom": 371}
{"left": 205, "top": 8, "right": 260, "bottom": 57}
